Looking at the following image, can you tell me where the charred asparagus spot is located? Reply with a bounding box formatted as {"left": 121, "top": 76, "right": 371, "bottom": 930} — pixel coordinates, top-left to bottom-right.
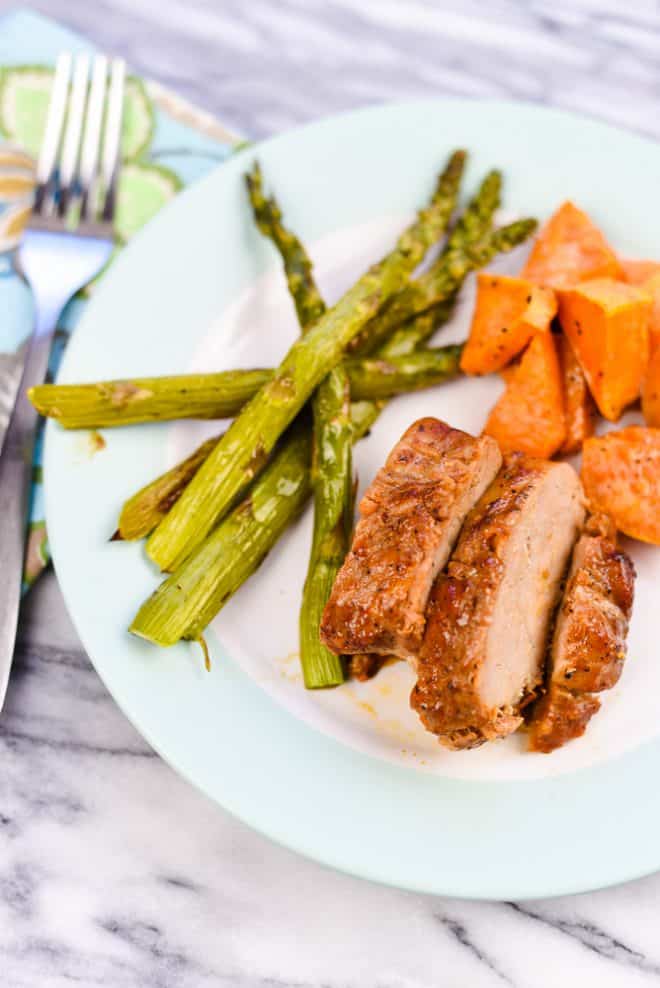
{"left": 146, "top": 152, "right": 470, "bottom": 573}
{"left": 117, "top": 435, "right": 222, "bottom": 541}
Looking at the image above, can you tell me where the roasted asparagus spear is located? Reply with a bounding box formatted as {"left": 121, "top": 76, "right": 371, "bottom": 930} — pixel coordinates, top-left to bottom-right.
{"left": 28, "top": 372, "right": 273, "bottom": 429}
{"left": 245, "top": 162, "right": 325, "bottom": 328}
{"left": 248, "top": 161, "right": 353, "bottom": 686}
{"left": 29, "top": 343, "right": 463, "bottom": 430}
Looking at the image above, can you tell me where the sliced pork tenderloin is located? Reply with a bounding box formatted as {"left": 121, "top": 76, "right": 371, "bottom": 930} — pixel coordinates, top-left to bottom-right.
{"left": 320, "top": 418, "right": 502, "bottom": 661}
{"left": 411, "top": 453, "right": 585, "bottom": 749}
{"left": 528, "top": 513, "right": 635, "bottom": 753}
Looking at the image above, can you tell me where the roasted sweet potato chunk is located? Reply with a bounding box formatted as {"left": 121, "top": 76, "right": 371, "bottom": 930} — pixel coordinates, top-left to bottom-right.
{"left": 581, "top": 426, "right": 660, "bottom": 544}
{"left": 642, "top": 345, "right": 660, "bottom": 427}
{"left": 639, "top": 271, "right": 660, "bottom": 356}
{"left": 558, "top": 333, "right": 597, "bottom": 454}
{"left": 484, "top": 331, "right": 566, "bottom": 459}
{"left": 522, "top": 201, "right": 621, "bottom": 291}
{"left": 558, "top": 278, "right": 651, "bottom": 421}
{"left": 460, "top": 273, "right": 556, "bottom": 376}
{"left": 617, "top": 260, "right": 660, "bottom": 354}
{"left": 620, "top": 258, "right": 660, "bottom": 285}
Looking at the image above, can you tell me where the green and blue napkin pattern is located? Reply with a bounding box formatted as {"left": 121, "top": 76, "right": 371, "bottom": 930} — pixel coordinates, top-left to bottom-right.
{"left": 0, "top": 8, "right": 242, "bottom": 587}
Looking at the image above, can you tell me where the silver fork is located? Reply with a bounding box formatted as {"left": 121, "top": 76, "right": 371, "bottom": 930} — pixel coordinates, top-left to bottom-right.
{"left": 0, "top": 52, "right": 125, "bottom": 711}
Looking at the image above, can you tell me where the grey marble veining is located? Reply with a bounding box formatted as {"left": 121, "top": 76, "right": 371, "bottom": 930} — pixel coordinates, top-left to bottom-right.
{"left": 12, "top": 0, "right": 660, "bottom": 141}
{"left": 3, "top": 1, "right": 660, "bottom": 985}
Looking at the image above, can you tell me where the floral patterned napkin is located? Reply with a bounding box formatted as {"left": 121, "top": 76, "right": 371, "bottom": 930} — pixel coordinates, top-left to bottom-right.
{"left": 0, "top": 9, "right": 243, "bottom": 589}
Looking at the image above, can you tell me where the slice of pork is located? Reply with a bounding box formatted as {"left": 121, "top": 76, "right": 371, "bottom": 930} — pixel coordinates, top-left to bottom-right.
{"left": 319, "top": 418, "right": 502, "bottom": 661}
{"left": 411, "top": 453, "right": 585, "bottom": 749}
{"left": 528, "top": 513, "right": 635, "bottom": 753}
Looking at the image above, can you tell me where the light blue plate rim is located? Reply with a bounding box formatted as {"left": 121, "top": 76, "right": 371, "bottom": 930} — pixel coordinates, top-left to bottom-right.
{"left": 44, "top": 98, "right": 660, "bottom": 900}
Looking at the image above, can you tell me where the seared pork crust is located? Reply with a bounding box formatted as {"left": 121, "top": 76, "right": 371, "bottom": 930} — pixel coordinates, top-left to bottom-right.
{"left": 348, "top": 653, "right": 385, "bottom": 682}
{"left": 529, "top": 513, "right": 635, "bottom": 753}
{"left": 527, "top": 687, "right": 601, "bottom": 753}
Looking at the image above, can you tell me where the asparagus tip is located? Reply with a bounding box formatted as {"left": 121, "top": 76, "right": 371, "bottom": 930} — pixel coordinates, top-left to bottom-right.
{"left": 245, "top": 159, "right": 262, "bottom": 190}
{"left": 449, "top": 148, "right": 467, "bottom": 167}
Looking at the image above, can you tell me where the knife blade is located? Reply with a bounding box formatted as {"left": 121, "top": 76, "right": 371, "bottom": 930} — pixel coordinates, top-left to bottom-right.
{"left": 0, "top": 342, "right": 29, "bottom": 456}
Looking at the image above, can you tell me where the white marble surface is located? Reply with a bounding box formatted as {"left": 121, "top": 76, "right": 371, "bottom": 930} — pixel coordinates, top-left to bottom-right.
{"left": 4, "top": 1, "right": 660, "bottom": 985}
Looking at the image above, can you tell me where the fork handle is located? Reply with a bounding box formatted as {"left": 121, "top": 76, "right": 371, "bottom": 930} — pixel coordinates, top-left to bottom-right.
{"left": 0, "top": 330, "right": 55, "bottom": 709}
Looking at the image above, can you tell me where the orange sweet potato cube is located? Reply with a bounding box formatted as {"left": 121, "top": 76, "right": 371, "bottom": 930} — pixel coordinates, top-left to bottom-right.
{"left": 558, "top": 333, "right": 597, "bottom": 455}
{"left": 522, "top": 201, "right": 621, "bottom": 291}
{"left": 582, "top": 426, "right": 660, "bottom": 545}
{"left": 557, "top": 278, "right": 651, "bottom": 421}
{"left": 643, "top": 345, "right": 660, "bottom": 427}
{"left": 460, "top": 274, "right": 557, "bottom": 376}
{"left": 499, "top": 362, "right": 518, "bottom": 386}
{"left": 483, "top": 331, "right": 565, "bottom": 459}
{"left": 620, "top": 258, "right": 660, "bottom": 285}
{"left": 640, "top": 270, "right": 660, "bottom": 356}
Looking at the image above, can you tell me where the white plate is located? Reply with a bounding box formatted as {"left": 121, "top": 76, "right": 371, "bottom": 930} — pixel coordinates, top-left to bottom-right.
{"left": 45, "top": 100, "right": 660, "bottom": 898}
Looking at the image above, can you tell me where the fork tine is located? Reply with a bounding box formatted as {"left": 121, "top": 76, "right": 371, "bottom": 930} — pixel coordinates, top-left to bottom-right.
{"left": 100, "top": 58, "right": 126, "bottom": 223}
{"left": 79, "top": 54, "right": 108, "bottom": 221}
{"left": 57, "top": 54, "right": 91, "bottom": 217}
{"left": 34, "top": 53, "right": 72, "bottom": 214}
